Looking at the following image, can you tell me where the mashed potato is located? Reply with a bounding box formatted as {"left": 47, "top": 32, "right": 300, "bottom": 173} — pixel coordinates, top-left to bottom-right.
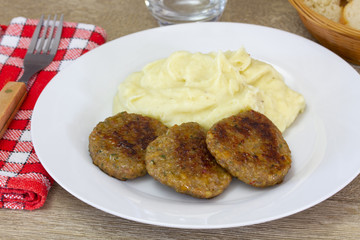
{"left": 113, "top": 48, "right": 305, "bottom": 132}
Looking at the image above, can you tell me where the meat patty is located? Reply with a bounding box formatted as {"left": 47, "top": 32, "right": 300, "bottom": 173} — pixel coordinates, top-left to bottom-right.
{"left": 145, "top": 122, "right": 232, "bottom": 199}
{"left": 89, "top": 112, "right": 168, "bottom": 181}
{"left": 206, "top": 110, "right": 291, "bottom": 187}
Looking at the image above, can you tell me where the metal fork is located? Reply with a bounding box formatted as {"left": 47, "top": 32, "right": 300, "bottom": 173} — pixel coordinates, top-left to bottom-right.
{"left": 19, "top": 14, "right": 64, "bottom": 83}
{"left": 0, "top": 14, "right": 64, "bottom": 138}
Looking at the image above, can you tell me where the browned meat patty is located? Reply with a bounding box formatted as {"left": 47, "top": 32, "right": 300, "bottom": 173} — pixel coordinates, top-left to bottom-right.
{"left": 89, "top": 112, "right": 168, "bottom": 181}
{"left": 145, "top": 122, "right": 232, "bottom": 199}
{"left": 206, "top": 110, "right": 291, "bottom": 187}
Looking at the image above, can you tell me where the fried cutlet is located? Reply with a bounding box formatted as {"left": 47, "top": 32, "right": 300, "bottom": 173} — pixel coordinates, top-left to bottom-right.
{"left": 145, "top": 122, "right": 232, "bottom": 198}
{"left": 206, "top": 110, "right": 291, "bottom": 187}
{"left": 89, "top": 111, "right": 168, "bottom": 180}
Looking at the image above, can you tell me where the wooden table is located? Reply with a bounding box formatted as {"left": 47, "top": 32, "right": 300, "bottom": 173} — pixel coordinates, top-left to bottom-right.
{"left": 1, "top": 0, "right": 360, "bottom": 239}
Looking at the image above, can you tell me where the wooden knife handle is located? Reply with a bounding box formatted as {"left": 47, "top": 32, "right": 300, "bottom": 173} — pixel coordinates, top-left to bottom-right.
{"left": 0, "top": 82, "right": 27, "bottom": 138}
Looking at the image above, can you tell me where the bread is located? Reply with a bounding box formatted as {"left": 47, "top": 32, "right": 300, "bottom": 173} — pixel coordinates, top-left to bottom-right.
{"left": 304, "top": 0, "right": 343, "bottom": 22}
{"left": 341, "top": 0, "right": 360, "bottom": 30}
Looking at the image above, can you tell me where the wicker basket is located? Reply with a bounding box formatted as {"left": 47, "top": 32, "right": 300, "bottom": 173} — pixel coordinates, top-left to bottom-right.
{"left": 289, "top": 0, "right": 360, "bottom": 65}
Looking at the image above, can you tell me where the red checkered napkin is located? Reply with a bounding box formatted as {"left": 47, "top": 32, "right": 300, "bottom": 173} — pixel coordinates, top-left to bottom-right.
{"left": 0, "top": 17, "right": 106, "bottom": 210}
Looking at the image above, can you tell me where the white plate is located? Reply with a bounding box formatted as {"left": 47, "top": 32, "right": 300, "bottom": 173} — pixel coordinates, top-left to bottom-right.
{"left": 32, "top": 22, "right": 360, "bottom": 229}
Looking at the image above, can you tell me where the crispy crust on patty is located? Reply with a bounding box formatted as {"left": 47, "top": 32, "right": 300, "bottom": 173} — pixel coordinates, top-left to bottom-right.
{"left": 206, "top": 110, "right": 291, "bottom": 187}
{"left": 145, "top": 122, "right": 232, "bottom": 198}
{"left": 89, "top": 112, "right": 168, "bottom": 180}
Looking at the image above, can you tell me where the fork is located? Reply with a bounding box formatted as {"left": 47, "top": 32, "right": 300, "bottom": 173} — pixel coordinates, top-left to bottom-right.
{"left": 0, "top": 14, "right": 64, "bottom": 138}
{"left": 19, "top": 14, "right": 64, "bottom": 83}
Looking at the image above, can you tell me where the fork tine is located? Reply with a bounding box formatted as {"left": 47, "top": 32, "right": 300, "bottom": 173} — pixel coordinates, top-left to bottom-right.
{"left": 43, "top": 14, "right": 57, "bottom": 53}
{"left": 36, "top": 15, "right": 50, "bottom": 54}
{"left": 50, "top": 14, "right": 64, "bottom": 55}
{"left": 28, "top": 15, "right": 44, "bottom": 53}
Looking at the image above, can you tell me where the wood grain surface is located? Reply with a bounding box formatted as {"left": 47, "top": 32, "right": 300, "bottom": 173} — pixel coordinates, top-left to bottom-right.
{"left": 0, "top": 0, "right": 359, "bottom": 239}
